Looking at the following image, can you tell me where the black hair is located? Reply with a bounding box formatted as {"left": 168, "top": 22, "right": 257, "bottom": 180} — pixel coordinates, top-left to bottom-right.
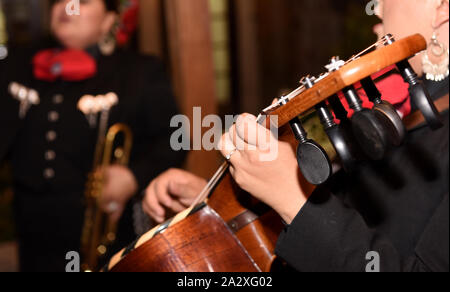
{"left": 50, "top": 0, "right": 119, "bottom": 12}
{"left": 104, "top": 0, "right": 119, "bottom": 12}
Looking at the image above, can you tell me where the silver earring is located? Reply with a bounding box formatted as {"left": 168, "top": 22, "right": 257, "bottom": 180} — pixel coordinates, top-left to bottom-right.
{"left": 99, "top": 19, "right": 119, "bottom": 56}
{"left": 422, "top": 31, "right": 449, "bottom": 82}
{"left": 98, "top": 34, "right": 116, "bottom": 56}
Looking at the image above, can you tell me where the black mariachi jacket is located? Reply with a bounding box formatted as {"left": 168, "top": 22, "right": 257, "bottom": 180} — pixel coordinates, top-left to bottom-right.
{"left": 0, "top": 45, "right": 185, "bottom": 206}
{"left": 275, "top": 79, "right": 449, "bottom": 272}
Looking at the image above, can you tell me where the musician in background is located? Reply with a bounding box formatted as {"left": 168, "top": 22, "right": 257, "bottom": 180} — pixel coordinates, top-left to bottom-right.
{"left": 0, "top": 0, "right": 184, "bottom": 272}
{"left": 143, "top": 0, "right": 449, "bottom": 271}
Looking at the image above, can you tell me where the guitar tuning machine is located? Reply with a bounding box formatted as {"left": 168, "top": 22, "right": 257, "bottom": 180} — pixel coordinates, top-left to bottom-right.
{"left": 398, "top": 60, "right": 443, "bottom": 130}
{"left": 386, "top": 35, "right": 443, "bottom": 130}
{"left": 303, "top": 76, "right": 359, "bottom": 173}
{"left": 289, "top": 117, "right": 332, "bottom": 186}
{"left": 343, "top": 85, "right": 389, "bottom": 161}
{"left": 360, "top": 77, "right": 406, "bottom": 146}
{"left": 288, "top": 76, "right": 332, "bottom": 185}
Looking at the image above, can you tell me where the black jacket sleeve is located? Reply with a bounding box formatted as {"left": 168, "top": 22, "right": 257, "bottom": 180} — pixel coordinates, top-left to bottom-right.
{"left": 275, "top": 187, "right": 449, "bottom": 272}
{"left": 128, "top": 56, "right": 187, "bottom": 193}
{"left": 0, "top": 53, "right": 22, "bottom": 163}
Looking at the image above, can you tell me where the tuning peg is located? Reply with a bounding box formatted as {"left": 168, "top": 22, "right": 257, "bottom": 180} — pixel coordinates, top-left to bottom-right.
{"left": 384, "top": 35, "right": 443, "bottom": 130}
{"left": 301, "top": 77, "right": 358, "bottom": 173}
{"left": 328, "top": 94, "right": 349, "bottom": 121}
{"left": 397, "top": 60, "right": 443, "bottom": 130}
{"left": 343, "top": 86, "right": 389, "bottom": 161}
{"left": 289, "top": 117, "right": 332, "bottom": 185}
{"left": 288, "top": 76, "right": 332, "bottom": 185}
{"left": 360, "top": 77, "right": 406, "bottom": 146}
{"left": 329, "top": 94, "right": 366, "bottom": 171}
{"left": 319, "top": 103, "right": 360, "bottom": 173}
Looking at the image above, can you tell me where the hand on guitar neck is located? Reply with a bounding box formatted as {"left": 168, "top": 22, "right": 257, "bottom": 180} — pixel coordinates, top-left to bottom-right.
{"left": 218, "top": 114, "right": 315, "bottom": 225}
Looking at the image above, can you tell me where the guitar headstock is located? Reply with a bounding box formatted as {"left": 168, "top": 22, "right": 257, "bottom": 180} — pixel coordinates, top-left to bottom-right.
{"left": 257, "top": 34, "right": 443, "bottom": 185}
{"left": 259, "top": 34, "right": 428, "bottom": 126}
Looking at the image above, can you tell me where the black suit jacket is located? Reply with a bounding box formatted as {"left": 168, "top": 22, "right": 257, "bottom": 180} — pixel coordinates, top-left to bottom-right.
{"left": 1, "top": 46, "right": 184, "bottom": 194}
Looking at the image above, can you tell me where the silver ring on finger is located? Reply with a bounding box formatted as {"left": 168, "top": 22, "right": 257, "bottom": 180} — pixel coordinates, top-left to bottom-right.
{"left": 226, "top": 149, "right": 237, "bottom": 161}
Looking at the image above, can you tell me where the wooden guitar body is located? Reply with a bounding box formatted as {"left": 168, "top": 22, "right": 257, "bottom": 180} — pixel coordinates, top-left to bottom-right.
{"left": 111, "top": 172, "right": 283, "bottom": 272}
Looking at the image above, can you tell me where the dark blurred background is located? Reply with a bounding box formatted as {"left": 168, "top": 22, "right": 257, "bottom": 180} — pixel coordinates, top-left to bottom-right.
{"left": 1, "top": 0, "right": 378, "bottom": 113}
{"left": 0, "top": 0, "right": 379, "bottom": 271}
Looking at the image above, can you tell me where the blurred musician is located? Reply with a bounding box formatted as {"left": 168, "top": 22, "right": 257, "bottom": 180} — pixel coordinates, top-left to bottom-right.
{"left": 143, "top": 0, "right": 449, "bottom": 271}
{"left": 0, "top": 0, "right": 184, "bottom": 272}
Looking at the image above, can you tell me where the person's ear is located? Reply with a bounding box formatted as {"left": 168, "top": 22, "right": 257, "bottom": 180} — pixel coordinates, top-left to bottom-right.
{"left": 434, "top": 0, "right": 449, "bottom": 28}
{"left": 101, "top": 12, "right": 118, "bottom": 36}
{"left": 375, "top": 0, "right": 384, "bottom": 20}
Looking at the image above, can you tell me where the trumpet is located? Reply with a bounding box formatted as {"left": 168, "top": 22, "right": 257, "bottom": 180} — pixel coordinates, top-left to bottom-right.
{"left": 0, "top": 0, "right": 9, "bottom": 60}
{"left": 81, "top": 123, "right": 133, "bottom": 272}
